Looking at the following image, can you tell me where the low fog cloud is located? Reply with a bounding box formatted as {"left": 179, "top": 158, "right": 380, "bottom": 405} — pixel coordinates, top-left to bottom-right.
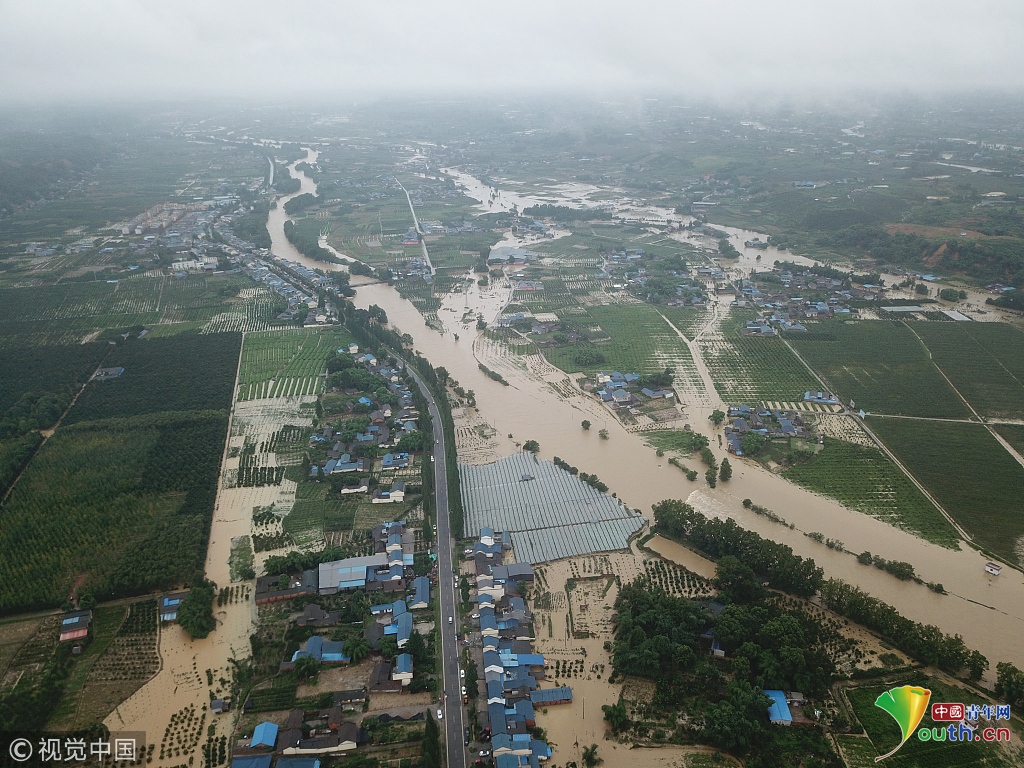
{"left": 2, "top": 0, "right": 1022, "bottom": 102}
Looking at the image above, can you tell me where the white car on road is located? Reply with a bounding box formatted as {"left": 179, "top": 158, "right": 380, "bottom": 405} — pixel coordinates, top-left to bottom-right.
{"left": 437, "top": 709, "right": 443, "bottom": 720}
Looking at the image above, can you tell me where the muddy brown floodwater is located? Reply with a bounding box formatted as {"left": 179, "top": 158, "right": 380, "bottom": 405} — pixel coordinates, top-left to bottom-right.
{"left": 296, "top": 157, "right": 1024, "bottom": 675}
{"left": 354, "top": 277, "right": 1024, "bottom": 678}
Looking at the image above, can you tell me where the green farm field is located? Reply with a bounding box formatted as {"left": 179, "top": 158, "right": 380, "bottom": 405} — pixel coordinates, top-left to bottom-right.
{"left": 790, "top": 320, "right": 971, "bottom": 418}
{"left": 910, "top": 321, "right": 1024, "bottom": 420}
{"left": 65, "top": 332, "right": 241, "bottom": 423}
{"left": 544, "top": 303, "right": 705, "bottom": 393}
{"left": 869, "top": 418, "right": 1024, "bottom": 564}
{"left": 699, "top": 312, "right": 821, "bottom": 404}
{"left": 659, "top": 305, "right": 712, "bottom": 339}
{"left": 0, "top": 274, "right": 268, "bottom": 347}
{"left": 783, "top": 439, "right": 959, "bottom": 547}
{"left": 993, "top": 424, "right": 1024, "bottom": 457}
{"left": 0, "top": 409, "right": 227, "bottom": 612}
{"left": 237, "top": 327, "right": 353, "bottom": 401}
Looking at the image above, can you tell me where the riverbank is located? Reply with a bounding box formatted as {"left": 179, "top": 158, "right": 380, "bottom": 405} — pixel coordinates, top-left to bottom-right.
{"left": 352, "top": 274, "right": 1024, "bottom": 677}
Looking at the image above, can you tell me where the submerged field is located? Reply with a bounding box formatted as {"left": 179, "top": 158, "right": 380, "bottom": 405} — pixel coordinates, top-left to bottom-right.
{"left": 869, "top": 418, "right": 1024, "bottom": 565}
{"left": 782, "top": 439, "right": 959, "bottom": 547}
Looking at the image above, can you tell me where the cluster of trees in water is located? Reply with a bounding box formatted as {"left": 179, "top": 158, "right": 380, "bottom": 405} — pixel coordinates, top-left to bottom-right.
{"left": 654, "top": 500, "right": 822, "bottom": 597}
{"left": 522, "top": 204, "right": 613, "bottom": 222}
{"left": 653, "top": 499, "right": 992, "bottom": 681}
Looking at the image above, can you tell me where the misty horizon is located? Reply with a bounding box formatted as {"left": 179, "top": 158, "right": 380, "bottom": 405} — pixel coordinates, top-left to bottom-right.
{"left": 3, "top": 0, "right": 1024, "bottom": 104}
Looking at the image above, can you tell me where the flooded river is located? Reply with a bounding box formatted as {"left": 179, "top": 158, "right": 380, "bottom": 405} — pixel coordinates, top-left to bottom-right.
{"left": 292, "top": 158, "right": 1024, "bottom": 674}
{"left": 355, "top": 276, "right": 1024, "bottom": 674}
{"left": 266, "top": 148, "right": 351, "bottom": 274}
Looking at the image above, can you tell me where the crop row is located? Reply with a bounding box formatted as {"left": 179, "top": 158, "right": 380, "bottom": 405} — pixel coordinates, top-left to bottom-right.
{"left": 782, "top": 440, "right": 959, "bottom": 547}
{"left": 910, "top": 321, "right": 1024, "bottom": 420}
{"left": 870, "top": 418, "right": 1024, "bottom": 564}
{"left": 544, "top": 303, "right": 706, "bottom": 396}
{"left": 700, "top": 313, "right": 819, "bottom": 403}
{"left": 238, "top": 328, "right": 352, "bottom": 401}
{"left": 789, "top": 320, "right": 970, "bottom": 418}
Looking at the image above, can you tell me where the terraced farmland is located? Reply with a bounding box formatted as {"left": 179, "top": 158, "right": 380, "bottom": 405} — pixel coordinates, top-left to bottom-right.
{"left": 699, "top": 312, "right": 820, "bottom": 404}
{"left": 238, "top": 328, "right": 353, "bottom": 401}
{"left": 910, "top": 321, "right": 1024, "bottom": 420}
{"left": 870, "top": 418, "right": 1024, "bottom": 564}
{"left": 783, "top": 440, "right": 959, "bottom": 547}
{"left": 789, "top": 320, "right": 970, "bottom": 418}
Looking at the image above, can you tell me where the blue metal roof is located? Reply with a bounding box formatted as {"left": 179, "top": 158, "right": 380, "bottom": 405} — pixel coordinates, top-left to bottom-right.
{"left": 395, "top": 653, "right": 413, "bottom": 674}
{"left": 250, "top": 722, "right": 278, "bottom": 748}
{"left": 765, "top": 689, "right": 793, "bottom": 723}
{"left": 529, "top": 687, "right": 573, "bottom": 704}
{"left": 275, "top": 758, "right": 320, "bottom": 768}
{"left": 232, "top": 757, "right": 272, "bottom": 768}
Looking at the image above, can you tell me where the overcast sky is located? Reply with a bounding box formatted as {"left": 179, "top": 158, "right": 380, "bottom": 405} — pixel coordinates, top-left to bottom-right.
{"left": 2, "top": 0, "right": 1023, "bottom": 103}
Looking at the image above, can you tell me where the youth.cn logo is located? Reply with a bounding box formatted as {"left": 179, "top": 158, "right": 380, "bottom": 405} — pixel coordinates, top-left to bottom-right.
{"left": 872, "top": 685, "right": 932, "bottom": 762}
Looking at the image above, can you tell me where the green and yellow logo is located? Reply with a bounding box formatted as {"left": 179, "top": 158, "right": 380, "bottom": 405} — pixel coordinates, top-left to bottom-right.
{"left": 873, "top": 685, "right": 932, "bottom": 761}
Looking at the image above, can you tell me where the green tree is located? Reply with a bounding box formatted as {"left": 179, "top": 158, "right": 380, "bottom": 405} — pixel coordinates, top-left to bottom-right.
{"left": 714, "top": 556, "right": 765, "bottom": 604}
{"left": 582, "top": 744, "right": 602, "bottom": 768}
{"left": 379, "top": 637, "right": 398, "bottom": 660}
{"left": 719, "top": 458, "right": 732, "bottom": 481}
{"left": 294, "top": 654, "right": 320, "bottom": 681}
{"left": 581, "top": 420, "right": 591, "bottom": 431}
{"left": 599, "top": 429, "right": 609, "bottom": 440}
{"left": 460, "top": 575, "right": 471, "bottom": 606}
{"left": 423, "top": 709, "right": 442, "bottom": 768}
{"left": 741, "top": 432, "right": 766, "bottom": 456}
{"left": 705, "top": 467, "right": 717, "bottom": 487}
{"left": 345, "top": 636, "right": 370, "bottom": 663}
{"left": 601, "top": 700, "right": 630, "bottom": 734}
{"left": 709, "top": 409, "right": 725, "bottom": 426}
{"left": 915, "top": 283, "right": 929, "bottom": 295}
{"left": 177, "top": 580, "right": 217, "bottom": 640}
{"left": 966, "top": 649, "right": 989, "bottom": 681}
{"left": 523, "top": 440, "right": 540, "bottom": 453}
{"left": 996, "top": 662, "right": 1024, "bottom": 706}
{"left": 405, "top": 626, "right": 428, "bottom": 665}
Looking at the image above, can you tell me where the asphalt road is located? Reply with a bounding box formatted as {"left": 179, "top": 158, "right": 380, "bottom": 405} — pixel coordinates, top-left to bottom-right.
{"left": 406, "top": 365, "right": 466, "bottom": 768}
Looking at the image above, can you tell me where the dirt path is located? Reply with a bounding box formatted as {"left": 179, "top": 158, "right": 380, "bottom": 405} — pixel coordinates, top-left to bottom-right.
{"left": 902, "top": 321, "right": 1024, "bottom": 471}
{"left": 779, "top": 333, "right": 974, "bottom": 543}
{"left": 655, "top": 304, "right": 724, "bottom": 413}
{"left": 1, "top": 352, "right": 112, "bottom": 505}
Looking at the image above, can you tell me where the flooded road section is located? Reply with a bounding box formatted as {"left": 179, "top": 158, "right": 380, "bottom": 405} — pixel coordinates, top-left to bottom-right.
{"left": 352, "top": 170, "right": 1024, "bottom": 675}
